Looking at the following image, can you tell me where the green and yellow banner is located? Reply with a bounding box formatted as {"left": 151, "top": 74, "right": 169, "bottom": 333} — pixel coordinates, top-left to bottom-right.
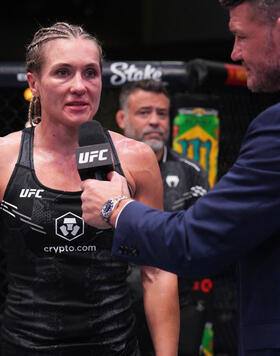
{"left": 172, "top": 108, "right": 219, "bottom": 188}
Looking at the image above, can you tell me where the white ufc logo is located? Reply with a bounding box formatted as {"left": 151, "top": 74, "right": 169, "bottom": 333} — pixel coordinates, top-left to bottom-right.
{"left": 20, "top": 189, "right": 44, "bottom": 198}
{"left": 78, "top": 149, "right": 108, "bottom": 164}
{"left": 166, "top": 175, "right": 179, "bottom": 188}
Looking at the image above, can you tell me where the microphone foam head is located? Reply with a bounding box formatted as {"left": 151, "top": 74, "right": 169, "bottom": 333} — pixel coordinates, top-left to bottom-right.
{"left": 78, "top": 120, "right": 106, "bottom": 147}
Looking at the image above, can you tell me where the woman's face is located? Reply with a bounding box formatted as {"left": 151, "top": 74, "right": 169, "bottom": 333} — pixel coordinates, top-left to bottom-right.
{"left": 28, "top": 37, "right": 102, "bottom": 128}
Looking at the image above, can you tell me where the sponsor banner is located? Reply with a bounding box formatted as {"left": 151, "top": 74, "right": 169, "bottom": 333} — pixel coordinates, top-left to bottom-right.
{"left": 0, "top": 60, "right": 248, "bottom": 90}
{"left": 172, "top": 108, "right": 219, "bottom": 188}
{"left": 0, "top": 61, "right": 188, "bottom": 88}
{"left": 103, "top": 61, "right": 188, "bottom": 89}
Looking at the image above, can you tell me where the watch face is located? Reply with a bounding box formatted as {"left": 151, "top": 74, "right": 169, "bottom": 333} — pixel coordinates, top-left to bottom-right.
{"left": 101, "top": 200, "right": 114, "bottom": 217}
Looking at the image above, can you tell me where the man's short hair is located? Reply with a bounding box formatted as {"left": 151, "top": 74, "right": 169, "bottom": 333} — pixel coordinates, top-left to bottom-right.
{"left": 219, "top": 0, "right": 280, "bottom": 23}
{"left": 119, "top": 79, "right": 169, "bottom": 110}
{"left": 219, "top": 0, "right": 245, "bottom": 7}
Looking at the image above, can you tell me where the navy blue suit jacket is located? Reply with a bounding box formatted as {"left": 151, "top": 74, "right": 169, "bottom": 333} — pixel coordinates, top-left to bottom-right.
{"left": 112, "top": 103, "right": 280, "bottom": 354}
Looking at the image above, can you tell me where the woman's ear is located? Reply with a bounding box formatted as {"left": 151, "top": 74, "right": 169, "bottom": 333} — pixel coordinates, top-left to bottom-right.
{"left": 26, "top": 72, "right": 39, "bottom": 97}
{"left": 274, "top": 17, "right": 280, "bottom": 44}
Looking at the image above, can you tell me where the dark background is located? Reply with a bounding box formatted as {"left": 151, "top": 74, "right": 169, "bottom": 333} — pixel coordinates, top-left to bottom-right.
{"left": 2, "top": 3, "right": 278, "bottom": 356}
{"left": 0, "top": 0, "right": 234, "bottom": 64}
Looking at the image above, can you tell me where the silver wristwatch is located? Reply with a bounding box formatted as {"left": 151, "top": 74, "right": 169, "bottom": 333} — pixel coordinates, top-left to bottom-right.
{"left": 100, "top": 195, "right": 129, "bottom": 224}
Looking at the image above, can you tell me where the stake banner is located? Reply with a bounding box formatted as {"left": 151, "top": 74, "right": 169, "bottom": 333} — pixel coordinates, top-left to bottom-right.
{"left": 0, "top": 60, "right": 246, "bottom": 89}
{"left": 172, "top": 108, "right": 219, "bottom": 188}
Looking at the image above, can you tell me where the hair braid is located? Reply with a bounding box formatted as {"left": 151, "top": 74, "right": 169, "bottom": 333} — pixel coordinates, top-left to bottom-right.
{"left": 28, "top": 96, "right": 41, "bottom": 127}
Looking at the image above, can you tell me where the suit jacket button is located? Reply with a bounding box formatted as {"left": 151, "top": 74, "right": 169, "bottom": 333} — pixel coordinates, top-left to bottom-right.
{"left": 118, "top": 245, "right": 125, "bottom": 254}
{"left": 132, "top": 249, "right": 139, "bottom": 256}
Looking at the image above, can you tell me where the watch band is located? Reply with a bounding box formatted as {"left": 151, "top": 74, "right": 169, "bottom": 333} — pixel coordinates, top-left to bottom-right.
{"left": 100, "top": 195, "right": 129, "bottom": 225}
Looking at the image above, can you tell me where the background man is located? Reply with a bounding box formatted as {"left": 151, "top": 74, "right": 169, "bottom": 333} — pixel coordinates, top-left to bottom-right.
{"left": 116, "top": 79, "right": 210, "bottom": 356}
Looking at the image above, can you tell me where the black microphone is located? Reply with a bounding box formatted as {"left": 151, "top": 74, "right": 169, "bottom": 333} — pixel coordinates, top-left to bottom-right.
{"left": 75, "top": 120, "right": 114, "bottom": 181}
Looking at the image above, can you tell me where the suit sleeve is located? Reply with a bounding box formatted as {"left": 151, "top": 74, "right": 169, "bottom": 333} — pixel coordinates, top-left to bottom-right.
{"left": 112, "top": 104, "right": 280, "bottom": 277}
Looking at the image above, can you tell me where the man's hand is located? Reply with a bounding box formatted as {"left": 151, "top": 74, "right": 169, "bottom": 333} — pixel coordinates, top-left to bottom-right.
{"left": 81, "top": 171, "right": 131, "bottom": 229}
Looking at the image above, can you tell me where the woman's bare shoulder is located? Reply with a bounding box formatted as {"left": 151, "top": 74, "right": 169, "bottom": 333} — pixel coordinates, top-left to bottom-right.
{"left": 0, "top": 131, "right": 22, "bottom": 166}
{"left": 108, "top": 131, "right": 162, "bottom": 207}
{"left": 109, "top": 130, "right": 154, "bottom": 161}
{"left": 0, "top": 131, "right": 22, "bottom": 199}
{"left": 0, "top": 130, "right": 22, "bottom": 153}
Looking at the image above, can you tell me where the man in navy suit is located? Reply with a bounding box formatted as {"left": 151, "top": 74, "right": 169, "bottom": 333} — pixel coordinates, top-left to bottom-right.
{"left": 81, "top": 0, "right": 280, "bottom": 354}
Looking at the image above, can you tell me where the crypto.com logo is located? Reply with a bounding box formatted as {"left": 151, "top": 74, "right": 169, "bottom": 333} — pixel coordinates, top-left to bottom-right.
{"left": 55, "top": 212, "right": 84, "bottom": 241}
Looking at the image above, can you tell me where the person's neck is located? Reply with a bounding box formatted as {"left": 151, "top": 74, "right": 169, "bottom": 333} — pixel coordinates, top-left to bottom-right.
{"left": 34, "top": 120, "right": 79, "bottom": 156}
{"left": 156, "top": 147, "right": 165, "bottom": 162}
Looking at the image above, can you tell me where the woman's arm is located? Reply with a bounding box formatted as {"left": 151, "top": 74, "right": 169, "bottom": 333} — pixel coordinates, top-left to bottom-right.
{"left": 127, "top": 140, "right": 179, "bottom": 356}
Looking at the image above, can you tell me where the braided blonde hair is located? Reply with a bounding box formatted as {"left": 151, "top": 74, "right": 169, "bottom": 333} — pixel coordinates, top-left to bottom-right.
{"left": 26, "top": 22, "right": 103, "bottom": 126}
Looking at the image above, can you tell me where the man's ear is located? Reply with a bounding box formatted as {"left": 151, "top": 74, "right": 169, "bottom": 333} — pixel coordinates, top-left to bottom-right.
{"left": 115, "top": 110, "right": 126, "bottom": 130}
{"left": 273, "top": 17, "right": 280, "bottom": 42}
{"left": 26, "top": 72, "right": 39, "bottom": 97}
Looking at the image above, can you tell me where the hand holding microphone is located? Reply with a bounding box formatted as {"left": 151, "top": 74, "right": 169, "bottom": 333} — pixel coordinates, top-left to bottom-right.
{"left": 77, "top": 120, "right": 131, "bottom": 229}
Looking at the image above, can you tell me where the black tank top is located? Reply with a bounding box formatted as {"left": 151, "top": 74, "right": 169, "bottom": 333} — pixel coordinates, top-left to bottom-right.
{"left": 0, "top": 127, "right": 135, "bottom": 352}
